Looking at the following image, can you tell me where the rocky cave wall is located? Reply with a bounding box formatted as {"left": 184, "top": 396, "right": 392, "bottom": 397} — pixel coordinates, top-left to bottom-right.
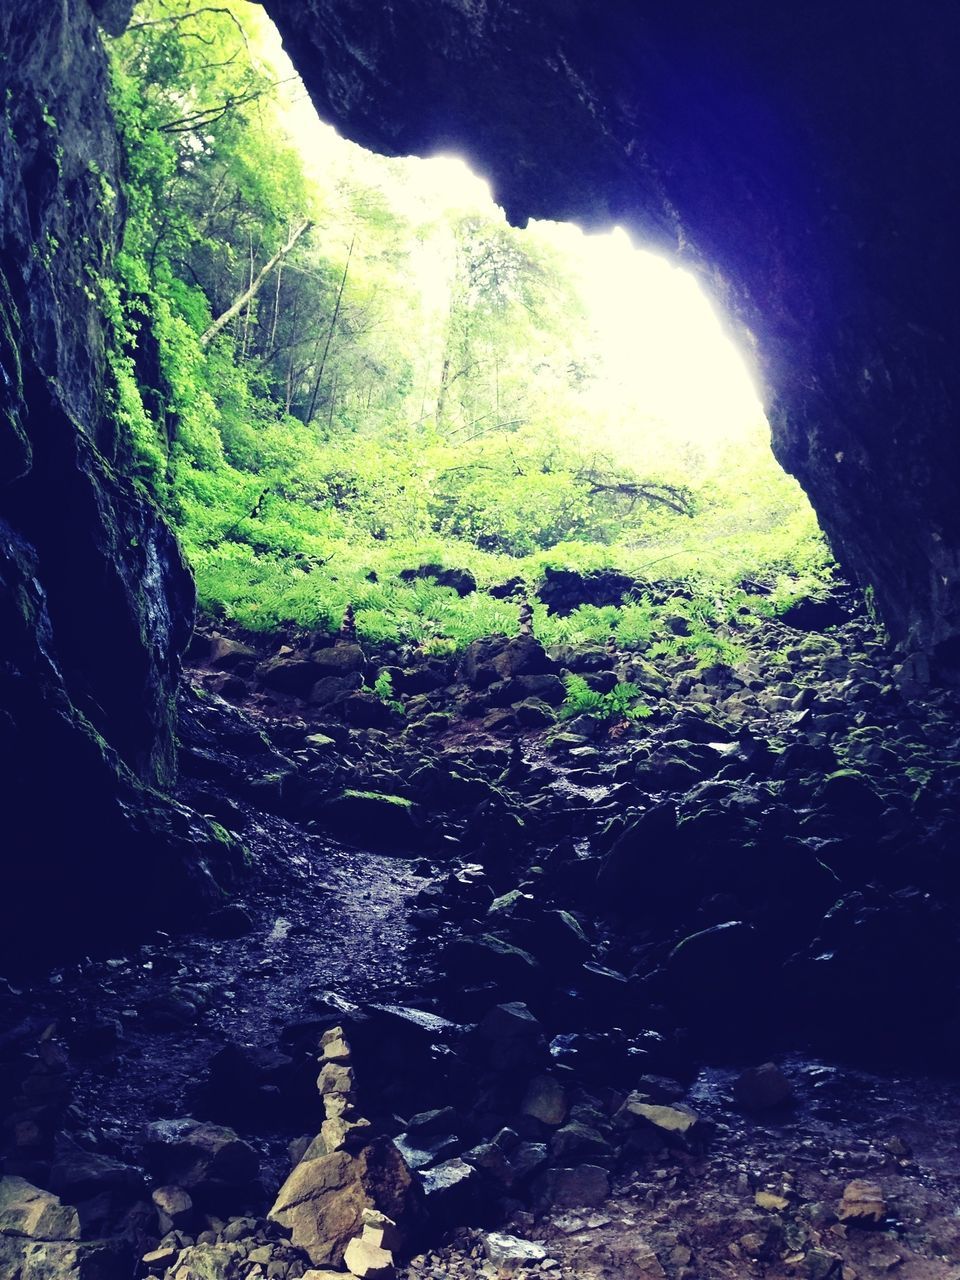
{"left": 0, "top": 0, "right": 234, "bottom": 962}
{"left": 1, "top": 0, "right": 958, "bottom": 955}
{"left": 264, "top": 0, "right": 960, "bottom": 672}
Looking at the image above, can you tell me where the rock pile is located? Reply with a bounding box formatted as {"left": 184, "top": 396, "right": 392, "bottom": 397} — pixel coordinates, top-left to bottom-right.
{"left": 270, "top": 1026, "right": 418, "bottom": 1276}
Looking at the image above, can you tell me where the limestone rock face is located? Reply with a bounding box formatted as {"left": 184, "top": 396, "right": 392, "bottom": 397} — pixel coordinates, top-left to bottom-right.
{"left": 269, "top": 1139, "right": 419, "bottom": 1267}
{"left": 264, "top": 0, "right": 960, "bottom": 672}
{"left": 0, "top": 1, "right": 238, "bottom": 962}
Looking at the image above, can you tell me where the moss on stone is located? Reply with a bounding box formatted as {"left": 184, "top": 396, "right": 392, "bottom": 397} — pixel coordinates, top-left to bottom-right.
{"left": 0, "top": 266, "right": 30, "bottom": 484}
{"left": 342, "top": 789, "right": 414, "bottom": 809}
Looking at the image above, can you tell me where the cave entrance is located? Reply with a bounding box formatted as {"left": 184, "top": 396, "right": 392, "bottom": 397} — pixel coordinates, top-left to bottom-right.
{"left": 108, "top": 0, "right": 829, "bottom": 645}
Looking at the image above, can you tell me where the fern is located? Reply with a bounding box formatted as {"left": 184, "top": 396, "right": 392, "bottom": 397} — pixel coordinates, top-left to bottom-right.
{"left": 371, "top": 670, "right": 404, "bottom": 714}
{"left": 560, "top": 674, "right": 652, "bottom": 724}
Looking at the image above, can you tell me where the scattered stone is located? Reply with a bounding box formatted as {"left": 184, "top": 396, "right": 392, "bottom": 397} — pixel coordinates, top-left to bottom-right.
{"left": 481, "top": 1230, "right": 548, "bottom": 1270}
{"left": 837, "top": 1180, "right": 887, "bottom": 1225}
{"left": 344, "top": 1234, "right": 396, "bottom": 1278}
{"left": 521, "top": 1074, "right": 569, "bottom": 1126}
{"left": 152, "top": 1184, "right": 193, "bottom": 1232}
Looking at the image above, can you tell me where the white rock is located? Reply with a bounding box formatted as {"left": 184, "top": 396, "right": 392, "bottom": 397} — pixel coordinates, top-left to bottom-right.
{"left": 481, "top": 1231, "right": 547, "bottom": 1270}
{"left": 344, "top": 1234, "right": 395, "bottom": 1278}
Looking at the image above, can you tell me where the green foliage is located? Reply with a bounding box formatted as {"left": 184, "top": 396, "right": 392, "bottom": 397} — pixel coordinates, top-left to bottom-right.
{"left": 560, "top": 674, "right": 653, "bottom": 725}
{"left": 99, "top": 0, "right": 836, "bottom": 656}
{"left": 371, "top": 670, "right": 404, "bottom": 714}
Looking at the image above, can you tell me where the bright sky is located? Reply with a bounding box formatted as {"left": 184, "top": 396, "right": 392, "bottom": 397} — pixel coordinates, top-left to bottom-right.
{"left": 535, "top": 221, "right": 765, "bottom": 446}
{"left": 252, "top": 3, "right": 766, "bottom": 453}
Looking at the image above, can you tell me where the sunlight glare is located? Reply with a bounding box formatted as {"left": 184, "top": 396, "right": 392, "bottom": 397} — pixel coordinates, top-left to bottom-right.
{"left": 257, "top": 3, "right": 765, "bottom": 457}
{"left": 533, "top": 221, "right": 764, "bottom": 450}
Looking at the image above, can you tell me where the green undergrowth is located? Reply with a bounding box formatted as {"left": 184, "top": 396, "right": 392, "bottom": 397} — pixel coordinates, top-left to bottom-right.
{"left": 190, "top": 529, "right": 835, "bottom": 656}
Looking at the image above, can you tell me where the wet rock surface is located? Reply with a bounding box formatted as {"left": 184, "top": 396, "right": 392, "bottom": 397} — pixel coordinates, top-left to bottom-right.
{"left": 3, "top": 590, "right": 960, "bottom": 1276}
{"left": 0, "top": 2, "right": 237, "bottom": 965}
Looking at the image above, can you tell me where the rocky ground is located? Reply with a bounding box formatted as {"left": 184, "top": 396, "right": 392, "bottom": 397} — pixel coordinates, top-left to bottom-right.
{"left": 3, "top": 574, "right": 960, "bottom": 1279}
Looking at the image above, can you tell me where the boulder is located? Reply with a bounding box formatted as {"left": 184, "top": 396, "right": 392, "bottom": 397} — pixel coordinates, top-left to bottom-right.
{"left": 419, "top": 1158, "right": 483, "bottom": 1226}
{"left": 596, "top": 802, "right": 682, "bottom": 906}
{"left": 208, "top": 636, "right": 257, "bottom": 671}
{"left": 660, "top": 920, "right": 775, "bottom": 1046}
{"left": 445, "top": 936, "right": 541, "bottom": 998}
{"left": 472, "top": 1003, "right": 547, "bottom": 1072}
{"left": 521, "top": 1075, "right": 569, "bottom": 1126}
{"left": 0, "top": 1176, "right": 80, "bottom": 1241}
{"left": 311, "top": 643, "right": 366, "bottom": 675}
{"left": 0, "top": 1178, "right": 131, "bottom": 1280}
{"left": 399, "top": 564, "right": 476, "bottom": 596}
{"left": 359, "top": 1207, "right": 403, "bottom": 1253}
{"left": 342, "top": 692, "right": 397, "bottom": 729}
{"left": 533, "top": 1164, "right": 610, "bottom": 1209}
{"left": 492, "top": 635, "right": 555, "bottom": 680}
{"left": 550, "top": 1121, "right": 614, "bottom": 1163}
{"left": 733, "top": 1063, "right": 794, "bottom": 1111}
{"left": 537, "top": 567, "right": 637, "bottom": 615}
{"left": 319, "top": 791, "right": 423, "bottom": 853}
{"left": 47, "top": 1138, "right": 145, "bottom": 1206}
{"left": 258, "top": 656, "right": 328, "bottom": 696}
{"left": 309, "top": 674, "right": 364, "bottom": 707}
{"left": 143, "top": 1119, "right": 259, "bottom": 1198}
{"left": 269, "top": 1139, "right": 419, "bottom": 1268}
{"left": 779, "top": 596, "right": 848, "bottom": 631}
{"left": 616, "top": 1097, "right": 701, "bottom": 1143}
{"left": 151, "top": 1185, "right": 193, "bottom": 1234}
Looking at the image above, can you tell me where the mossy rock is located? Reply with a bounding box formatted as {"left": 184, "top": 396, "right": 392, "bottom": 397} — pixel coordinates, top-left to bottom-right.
{"left": 320, "top": 789, "right": 425, "bottom": 854}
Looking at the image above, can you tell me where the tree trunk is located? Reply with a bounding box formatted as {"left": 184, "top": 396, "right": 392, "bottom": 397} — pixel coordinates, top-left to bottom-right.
{"left": 200, "top": 218, "right": 311, "bottom": 347}
{"left": 305, "top": 234, "right": 355, "bottom": 425}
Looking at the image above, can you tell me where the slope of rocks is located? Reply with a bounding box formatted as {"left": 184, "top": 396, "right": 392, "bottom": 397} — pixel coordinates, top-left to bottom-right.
{"left": 3, "top": 588, "right": 960, "bottom": 1278}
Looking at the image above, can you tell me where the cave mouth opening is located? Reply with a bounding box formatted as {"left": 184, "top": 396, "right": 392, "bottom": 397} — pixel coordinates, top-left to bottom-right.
{"left": 108, "top": 0, "right": 831, "bottom": 646}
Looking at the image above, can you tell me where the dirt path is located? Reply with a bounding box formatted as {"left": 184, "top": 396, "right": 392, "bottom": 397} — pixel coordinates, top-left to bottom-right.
{"left": 4, "top": 805, "right": 432, "bottom": 1179}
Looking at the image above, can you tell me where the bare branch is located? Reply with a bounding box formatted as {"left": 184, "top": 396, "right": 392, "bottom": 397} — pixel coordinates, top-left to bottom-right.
{"left": 200, "top": 219, "right": 312, "bottom": 347}
{"left": 127, "top": 7, "right": 249, "bottom": 47}
{"left": 158, "top": 78, "right": 297, "bottom": 134}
